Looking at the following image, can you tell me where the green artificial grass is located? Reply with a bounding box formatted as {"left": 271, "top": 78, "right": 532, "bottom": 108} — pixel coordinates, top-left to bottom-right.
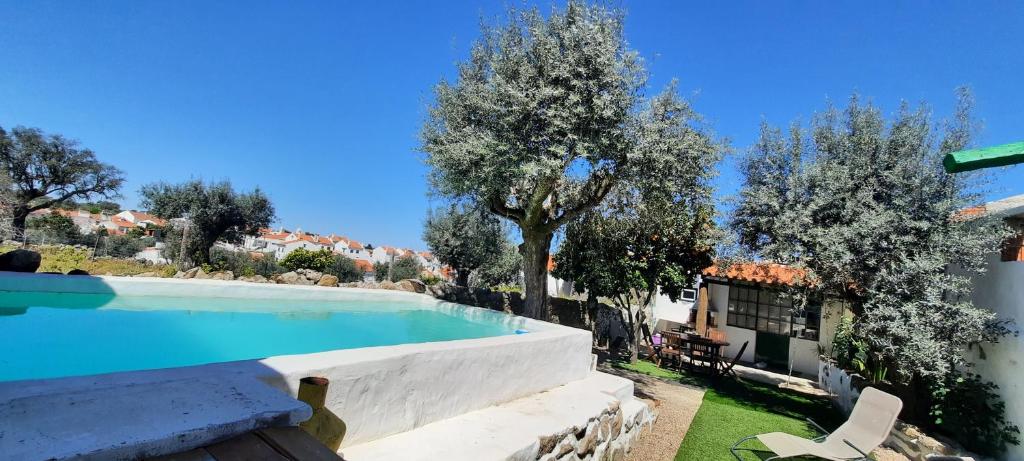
{"left": 608, "top": 359, "right": 844, "bottom": 461}
{"left": 675, "top": 378, "right": 843, "bottom": 460}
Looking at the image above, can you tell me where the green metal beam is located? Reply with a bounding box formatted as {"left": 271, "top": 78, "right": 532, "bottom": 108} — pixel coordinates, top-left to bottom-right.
{"left": 944, "top": 141, "right": 1024, "bottom": 173}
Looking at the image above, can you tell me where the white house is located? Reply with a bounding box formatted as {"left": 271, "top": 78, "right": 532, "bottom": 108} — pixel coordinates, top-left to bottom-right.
{"left": 961, "top": 194, "right": 1024, "bottom": 461}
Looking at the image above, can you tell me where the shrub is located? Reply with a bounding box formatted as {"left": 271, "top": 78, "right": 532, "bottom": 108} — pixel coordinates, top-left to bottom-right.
{"left": 930, "top": 370, "right": 1021, "bottom": 456}
{"left": 324, "top": 255, "right": 364, "bottom": 283}
{"left": 373, "top": 261, "right": 389, "bottom": 282}
{"left": 208, "top": 247, "right": 283, "bottom": 278}
{"left": 35, "top": 245, "right": 89, "bottom": 272}
{"left": 390, "top": 255, "right": 422, "bottom": 281}
{"left": 98, "top": 235, "right": 145, "bottom": 258}
{"left": 419, "top": 274, "right": 442, "bottom": 286}
{"left": 280, "top": 248, "right": 334, "bottom": 272}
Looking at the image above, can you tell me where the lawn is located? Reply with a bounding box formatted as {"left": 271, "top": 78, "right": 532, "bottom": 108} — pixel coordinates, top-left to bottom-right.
{"left": 612, "top": 359, "right": 844, "bottom": 461}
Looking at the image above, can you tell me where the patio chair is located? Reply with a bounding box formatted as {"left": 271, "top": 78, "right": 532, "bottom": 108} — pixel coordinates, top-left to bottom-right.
{"left": 720, "top": 341, "right": 749, "bottom": 379}
{"left": 730, "top": 387, "right": 902, "bottom": 461}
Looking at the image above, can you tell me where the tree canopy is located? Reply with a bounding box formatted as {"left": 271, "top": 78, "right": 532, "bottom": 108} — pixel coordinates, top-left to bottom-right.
{"left": 0, "top": 125, "right": 124, "bottom": 237}
{"left": 423, "top": 203, "right": 505, "bottom": 286}
{"left": 554, "top": 88, "right": 721, "bottom": 359}
{"left": 421, "top": 1, "right": 715, "bottom": 319}
{"left": 141, "top": 180, "right": 274, "bottom": 267}
{"left": 730, "top": 90, "right": 1011, "bottom": 382}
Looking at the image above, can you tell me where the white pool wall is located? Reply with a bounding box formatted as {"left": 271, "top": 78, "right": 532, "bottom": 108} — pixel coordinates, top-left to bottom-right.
{"left": 0, "top": 273, "right": 593, "bottom": 451}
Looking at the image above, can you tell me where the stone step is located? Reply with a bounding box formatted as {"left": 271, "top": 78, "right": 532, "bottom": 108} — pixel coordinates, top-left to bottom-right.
{"left": 0, "top": 375, "right": 311, "bottom": 460}
{"left": 341, "top": 371, "right": 652, "bottom": 461}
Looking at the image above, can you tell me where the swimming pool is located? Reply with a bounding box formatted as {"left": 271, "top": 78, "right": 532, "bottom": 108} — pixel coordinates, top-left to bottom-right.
{"left": 0, "top": 291, "right": 516, "bottom": 382}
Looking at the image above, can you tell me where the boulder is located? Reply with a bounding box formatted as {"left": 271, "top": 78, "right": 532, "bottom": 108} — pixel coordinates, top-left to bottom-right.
{"left": 396, "top": 279, "right": 427, "bottom": 294}
{"left": 317, "top": 274, "right": 339, "bottom": 287}
{"left": 134, "top": 272, "right": 158, "bottom": 278}
{"left": 210, "top": 271, "right": 234, "bottom": 281}
{"left": 237, "top": 274, "right": 268, "bottom": 283}
{"left": 297, "top": 269, "right": 323, "bottom": 283}
{"left": 277, "top": 271, "right": 313, "bottom": 286}
{"left": 0, "top": 249, "right": 41, "bottom": 273}
{"left": 379, "top": 280, "right": 398, "bottom": 291}
{"left": 175, "top": 267, "right": 201, "bottom": 279}
{"left": 67, "top": 268, "right": 90, "bottom": 276}
{"left": 193, "top": 269, "right": 211, "bottom": 279}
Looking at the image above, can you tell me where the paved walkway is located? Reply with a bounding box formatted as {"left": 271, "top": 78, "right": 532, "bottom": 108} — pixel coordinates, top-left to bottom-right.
{"left": 597, "top": 364, "right": 705, "bottom": 461}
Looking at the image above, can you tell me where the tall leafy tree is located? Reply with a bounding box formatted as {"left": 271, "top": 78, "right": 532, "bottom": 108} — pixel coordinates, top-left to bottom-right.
{"left": 140, "top": 180, "right": 274, "bottom": 267}
{"left": 26, "top": 214, "right": 82, "bottom": 245}
{"left": 554, "top": 89, "right": 720, "bottom": 360}
{"left": 0, "top": 126, "right": 124, "bottom": 237}
{"left": 730, "top": 90, "right": 1011, "bottom": 381}
{"left": 423, "top": 203, "right": 504, "bottom": 287}
{"left": 421, "top": 2, "right": 712, "bottom": 319}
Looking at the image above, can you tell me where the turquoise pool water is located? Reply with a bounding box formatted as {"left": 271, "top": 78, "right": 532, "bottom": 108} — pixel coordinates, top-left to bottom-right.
{"left": 0, "top": 291, "right": 515, "bottom": 382}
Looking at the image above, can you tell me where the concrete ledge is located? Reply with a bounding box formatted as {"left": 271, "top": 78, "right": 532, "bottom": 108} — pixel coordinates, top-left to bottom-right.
{"left": 341, "top": 371, "right": 654, "bottom": 461}
{"left": 0, "top": 273, "right": 595, "bottom": 455}
{"left": 0, "top": 375, "right": 311, "bottom": 461}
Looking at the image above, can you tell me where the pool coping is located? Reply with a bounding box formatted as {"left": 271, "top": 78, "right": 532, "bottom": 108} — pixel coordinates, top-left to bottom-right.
{"left": 0, "top": 272, "right": 593, "bottom": 459}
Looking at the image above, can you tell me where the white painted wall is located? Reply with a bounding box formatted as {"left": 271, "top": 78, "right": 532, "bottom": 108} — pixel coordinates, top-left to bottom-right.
{"left": 547, "top": 274, "right": 575, "bottom": 298}
{"left": 707, "top": 283, "right": 757, "bottom": 363}
{"left": 788, "top": 337, "right": 819, "bottom": 376}
{"left": 965, "top": 254, "right": 1024, "bottom": 461}
{"left": 0, "top": 274, "right": 593, "bottom": 452}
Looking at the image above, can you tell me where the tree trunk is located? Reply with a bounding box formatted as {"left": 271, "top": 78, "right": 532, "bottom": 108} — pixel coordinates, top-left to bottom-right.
{"left": 456, "top": 269, "right": 470, "bottom": 287}
{"left": 11, "top": 207, "right": 28, "bottom": 243}
{"left": 519, "top": 230, "right": 553, "bottom": 320}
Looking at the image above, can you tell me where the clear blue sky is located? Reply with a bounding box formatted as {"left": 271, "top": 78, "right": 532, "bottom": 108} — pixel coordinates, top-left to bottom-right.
{"left": 1, "top": 1, "right": 1021, "bottom": 249}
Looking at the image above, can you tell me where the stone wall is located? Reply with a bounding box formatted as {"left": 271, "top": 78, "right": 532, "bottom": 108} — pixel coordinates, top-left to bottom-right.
{"left": 426, "top": 285, "right": 631, "bottom": 345}
{"left": 535, "top": 400, "right": 655, "bottom": 461}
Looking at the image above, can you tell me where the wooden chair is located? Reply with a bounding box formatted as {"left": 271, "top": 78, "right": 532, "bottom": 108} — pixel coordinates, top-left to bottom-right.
{"left": 720, "top": 341, "right": 749, "bottom": 379}
{"left": 686, "top": 339, "right": 715, "bottom": 373}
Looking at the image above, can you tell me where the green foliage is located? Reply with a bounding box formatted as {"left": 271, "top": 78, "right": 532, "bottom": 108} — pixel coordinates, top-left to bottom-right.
{"left": 373, "top": 261, "right": 389, "bottom": 282}
{"left": 420, "top": 2, "right": 717, "bottom": 319}
{"left": 423, "top": 203, "right": 504, "bottom": 286}
{"left": 97, "top": 235, "right": 144, "bottom": 258}
{"left": 54, "top": 200, "right": 121, "bottom": 214}
{"left": 390, "top": 255, "right": 423, "bottom": 281}
{"left": 208, "top": 247, "right": 283, "bottom": 278}
{"left": 469, "top": 233, "right": 522, "bottom": 289}
{"left": 929, "top": 371, "right": 1021, "bottom": 456}
{"left": 0, "top": 244, "right": 172, "bottom": 275}
{"left": 280, "top": 248, "right": 334, "bottom": 272}
{"left": 34, "top": 245, "right": 88, "bottom": 272}
{"left": 324, "top": 254, "right": 364, "bottom": 283}
{"left": 553, "top": 87, "right": 720, "bottom": 357}
{"left": 140, "top": 180, "right": 274, "bottom": 267}
{"left": 730, "top": 90, "right": 1012, "bottom": 382}
{"left": 419, "top": 274, "right": 442, "bottom": 286}
{"left": 0, "top": 125, "right": 124, "bottom": 235}
{"left": 372, "top": 256, "right": 424, "bottom": 282}
{"left": 26, "top": 214, "right": 82, "bottom": 245}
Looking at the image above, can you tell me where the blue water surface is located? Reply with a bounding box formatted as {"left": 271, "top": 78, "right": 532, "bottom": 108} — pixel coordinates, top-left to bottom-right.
{"left": 0, "top": 292, "right": 512, "bottom": 382}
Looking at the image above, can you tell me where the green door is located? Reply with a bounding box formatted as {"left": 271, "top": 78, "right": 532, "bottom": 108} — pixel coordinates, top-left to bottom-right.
{"left": 754, "top": 331, "right": 790, "bottom": 370}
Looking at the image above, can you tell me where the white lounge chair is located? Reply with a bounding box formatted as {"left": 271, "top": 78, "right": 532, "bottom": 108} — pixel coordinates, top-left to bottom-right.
{"left": 730, "top": 387, "right": 903, "bottom": 460}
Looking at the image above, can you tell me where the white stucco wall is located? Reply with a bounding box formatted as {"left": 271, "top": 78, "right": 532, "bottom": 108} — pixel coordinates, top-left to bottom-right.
{"left": 788, "top": 337, "right": 819, "bottom": 376}
{"left": 965, "top": 254, "right": 1024, "bottom": 461}
{"left": 0, "top": 274, "right": 594, "bottom": 455}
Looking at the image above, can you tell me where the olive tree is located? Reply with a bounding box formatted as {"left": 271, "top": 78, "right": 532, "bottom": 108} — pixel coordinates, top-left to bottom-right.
{"left": 140, "top": 180, "right": 274, "bottom": 267}
{"left": 423, "top": 203, "right": 504, "bottom": 286}
{"left": 421, "top": 2, "right": 711, "bottom": 319}
{"left": 0, "top": 126, "right": 124, "bottom": 238}
{"left": 554, "top": 89, "right": 720, "bottom": 360}
{"left": 731, "top": 90, "right": 1011, "bottom": 381}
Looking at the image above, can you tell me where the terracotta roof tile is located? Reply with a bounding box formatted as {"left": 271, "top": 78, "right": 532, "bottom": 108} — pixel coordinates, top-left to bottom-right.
{"left": 703, "top": 262, "right": 808, "bottom": 287}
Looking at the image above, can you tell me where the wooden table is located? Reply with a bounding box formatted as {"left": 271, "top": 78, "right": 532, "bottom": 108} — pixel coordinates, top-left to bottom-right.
{"left": 658, "top": 332, "right": 730, "bottom": 376}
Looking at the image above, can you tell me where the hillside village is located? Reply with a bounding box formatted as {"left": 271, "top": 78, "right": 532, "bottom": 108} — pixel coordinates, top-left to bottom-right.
{"left": 25, "top": 207, "right": 447, "bottom": 280}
